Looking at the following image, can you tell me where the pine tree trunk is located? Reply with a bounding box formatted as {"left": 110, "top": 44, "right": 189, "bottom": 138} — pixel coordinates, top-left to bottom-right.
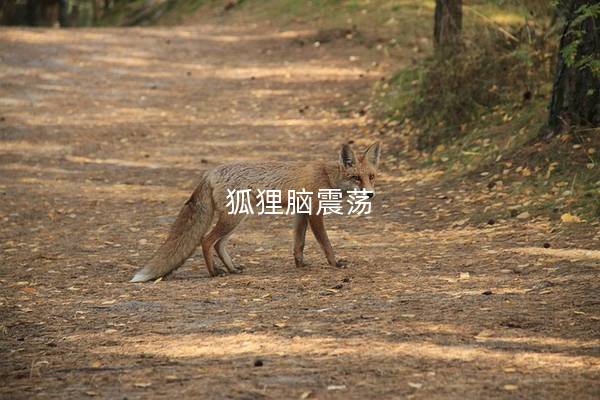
{"left": 91, "top": 0, "right": 98, "bottom": 23}
{"left": 26, "top": 0, "right": 36, "bottom": 25}
{"left": 434, "top": 0, "right": 462, "bottom": 49}
{"left": 58, "top": 0, "right": 67, "bottom": 26}
{"left": 547, "top": 0, "right": 600, "bottom": 136}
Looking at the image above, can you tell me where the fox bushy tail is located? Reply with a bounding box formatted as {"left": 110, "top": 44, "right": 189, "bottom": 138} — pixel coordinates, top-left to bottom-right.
{"left": 130, "top": 177, "right": 213, "bottom": 282}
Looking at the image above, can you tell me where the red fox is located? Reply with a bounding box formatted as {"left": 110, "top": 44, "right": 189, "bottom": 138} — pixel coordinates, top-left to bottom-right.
{"left": 130, "top": 142, "right": 381, "bottom": 282}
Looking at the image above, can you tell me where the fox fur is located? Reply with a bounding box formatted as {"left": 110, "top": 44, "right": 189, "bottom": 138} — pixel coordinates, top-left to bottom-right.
{"left": 130, "top": 142, "right": 381, "bottom": 282}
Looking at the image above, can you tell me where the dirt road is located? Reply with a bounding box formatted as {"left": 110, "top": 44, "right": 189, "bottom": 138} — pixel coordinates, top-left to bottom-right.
{"left": 1, "top": 22, "right": 599, "bottom": 399}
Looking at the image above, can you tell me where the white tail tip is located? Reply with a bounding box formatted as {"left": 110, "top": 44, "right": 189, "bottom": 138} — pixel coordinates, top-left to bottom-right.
{"left": 130, "top": 269, "right": 152, "bottom": 283}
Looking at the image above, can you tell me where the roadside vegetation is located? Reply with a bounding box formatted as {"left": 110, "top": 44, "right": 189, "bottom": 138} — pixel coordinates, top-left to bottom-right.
{"left": 373, "top": 1, "right": 600, "bottom": 223}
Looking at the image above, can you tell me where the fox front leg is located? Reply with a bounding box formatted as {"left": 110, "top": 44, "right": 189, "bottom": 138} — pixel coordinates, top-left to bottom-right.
{"left": 308, "top": 214, "right": 346, "bottom": 268}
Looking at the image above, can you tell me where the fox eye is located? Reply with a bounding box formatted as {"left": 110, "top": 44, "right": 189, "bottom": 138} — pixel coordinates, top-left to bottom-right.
{"left": 369, "top": 174, "right": 375, "bottom": 180}
{"left": 351, "top": 175, "right": 361, "bottom": 182}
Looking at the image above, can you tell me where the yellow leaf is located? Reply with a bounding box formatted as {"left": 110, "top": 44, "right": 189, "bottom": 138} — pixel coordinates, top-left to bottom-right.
{"left": 560, "top": 213, "right": 582, "bottom": 223}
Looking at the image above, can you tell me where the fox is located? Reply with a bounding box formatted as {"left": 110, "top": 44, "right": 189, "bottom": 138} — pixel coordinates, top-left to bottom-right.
{"left": 130, "top": 142, "right": 381, "bottom": 282}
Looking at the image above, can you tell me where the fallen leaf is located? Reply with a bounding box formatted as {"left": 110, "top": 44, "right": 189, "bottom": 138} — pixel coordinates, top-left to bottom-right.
{"left": 560, "top": 213, "right": 582, "bottom": 223}
{"left": 452, "top": 218, "right": 469, "bottom": 227}
{"left": 475, "top": 329, "right": 495, "bottom": 339}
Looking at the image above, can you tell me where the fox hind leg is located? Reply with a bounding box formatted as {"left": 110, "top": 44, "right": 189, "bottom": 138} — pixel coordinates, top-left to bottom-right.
{"left": 202, "top": 213, "right": 245, "bottom": 277}
{"left": 215, "top": 215, "right": 246, "bottom": 274}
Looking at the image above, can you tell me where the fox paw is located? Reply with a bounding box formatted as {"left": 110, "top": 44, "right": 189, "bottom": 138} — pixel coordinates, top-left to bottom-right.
{"left": 228, "top": 266, "right": 243, "bottom": 274}
{"left": 335, "top": 259, "right": 349, "bottom": 268}
{"left": 294, "top": 256, "right": 306, "bottom": 268}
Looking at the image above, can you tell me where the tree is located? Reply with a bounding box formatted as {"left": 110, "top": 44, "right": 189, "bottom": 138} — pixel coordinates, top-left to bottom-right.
{"left": 547, "top": 1, "right": 600, "bottom": 136}
{"left": 26, "top": 0, "right": 67, "bottom": 27}
{"left": 434, "top": 0, "right": 463, "bottom": 50}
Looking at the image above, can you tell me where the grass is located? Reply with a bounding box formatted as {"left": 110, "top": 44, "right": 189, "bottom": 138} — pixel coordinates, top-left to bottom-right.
{"left": 99, "top": 0, "right": 211, "bottom": 26}
{"left": 421, "top": 99, "right": 600, "bottom": 222}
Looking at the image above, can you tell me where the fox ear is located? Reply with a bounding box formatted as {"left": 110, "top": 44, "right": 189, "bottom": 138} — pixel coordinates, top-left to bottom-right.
{"left": 339, "top": 143, "right": 357, "bottom": 167}
{"left": 364, "top": 142, "right": 381, "bottom": 166}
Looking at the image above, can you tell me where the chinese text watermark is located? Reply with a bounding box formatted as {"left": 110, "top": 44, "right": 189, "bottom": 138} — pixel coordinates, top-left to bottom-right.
{"left": 225, "top": 189, "right": 373, "bottom": 215}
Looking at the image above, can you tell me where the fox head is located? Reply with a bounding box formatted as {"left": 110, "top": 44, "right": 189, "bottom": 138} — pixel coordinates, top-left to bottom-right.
{"left": 334, "top": 142, "right": 381, "bottom": 196}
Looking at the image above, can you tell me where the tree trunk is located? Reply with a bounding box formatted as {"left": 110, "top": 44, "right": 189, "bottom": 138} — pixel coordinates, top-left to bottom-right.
{"left": 58, "top": 0, "right": 67, "bottom": 26}
{"left": 26, "top": 0, "right": 36, "bottom": 25}
{"left": 91, "top": 0, "right": 98, "bottom": 23}
{"left": 434, "top": 0, "right": 462, "bottom": 49}
{"left": 547, "top": 0, "right": 600, "bottom": 136}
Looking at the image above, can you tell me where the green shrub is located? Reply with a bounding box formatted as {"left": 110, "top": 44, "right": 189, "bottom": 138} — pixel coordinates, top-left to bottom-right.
{"left": 382, "top": 23, "right": 557, "bottom": 149}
